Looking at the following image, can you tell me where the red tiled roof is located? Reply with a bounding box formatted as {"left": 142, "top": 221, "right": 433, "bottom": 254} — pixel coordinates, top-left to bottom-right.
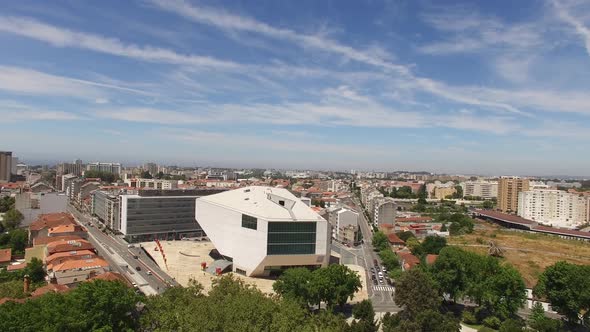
{"left": 46, "top": 239, "right": 94, "bottom": 255}
{"left": 475, "top": 210, "right": 535, "bottom": 225}
{"left": 6, "top": 263, "right": 26, "bottom": 271}
{"left": 33, "top": 235, "right": 83, "bottom": 246}
{"left": 89, "top": 272, "right": 129, "bottom": 286}
{"left": 425, "top": 254, "right": 438, "bottom": 265}
{"left": 532, "top": 225, "right": 590, "bottom": 239}
{"left": 0, "top": 248, "right": 11, "bottom": 263}
{"left": 397, "top": 252, "right": 420, "bottom": 270}
{"left": 396, "top": 217, "right": 433, "bottom": 223}
{"left": 387, "top": 233, "right": 405, "bottom": 245}
{"left": 29, "top": 213, "right": 75, "bottom": 231}
{"left": 48, "top": 224, "right": 85, "bottom": 236}
{"left": 45, "top": 249, "right": 97, "bottom": 267}
{"left": 52, "top": 257, "right": 109, "bottom": 272}
{"left": 31, "top": 283, "right": 70, "bottom": 297}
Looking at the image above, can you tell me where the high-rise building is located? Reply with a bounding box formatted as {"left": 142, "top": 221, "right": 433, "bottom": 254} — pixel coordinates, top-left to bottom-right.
{"left": 57, "top": 160, "right": 85, "bottom": 176}
{"left": 518, "top": 189, "right": 589, "bottom": 229}
{"left": 461, "top": 181, "right": 498, "bottom": 199}
{"left": 144, "top": 163, "right": 158, "bottom": 176}
{"left": 498, "top": 177, "right": 530, "bottom": 213}
{"left": 86, "top": 162, "right": 121, "bottom": 175}
{"left": 0, "top": 151, "right": 12, "bottom": 182}
{"left": 373, "top": 197, "right": 396, "bottom": 225}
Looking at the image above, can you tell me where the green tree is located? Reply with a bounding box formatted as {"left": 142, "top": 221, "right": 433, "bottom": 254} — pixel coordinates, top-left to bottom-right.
{"left": 141, "top": 170, "right": 153, "bottom": 179}
{"left": 534, "top": 261, "right": 590, "bottom": 325}
{"left": 394, "top": 269, "right": 441, "bottom": 318}
{"left": 7, "top": 229, "right": 28, "bottom": 254}
{"left": 2, "top": 209, "right": 23, "bottom": 230}
{"left": 372, "top": 231, "right": 389, "bottom": 251}
{"left": 273, "top": 267, "right": 313, "bottom": 307}
{"left": 378, "top": 249, "right": 399, "bottom": 271}
{"left": 482, "top": 200, "right": 494, "bottom": 209}
{"left": 352, "top": 299, "right": 377, "bottom": 332}
{"left": 0, "top": 196, "right": 15, "bottom": 213}
{"left": 499, "top": 318, "right": 524, "bottom": 332}
{"left": 313, "top": 264, "right": 362, "bottom": 309}
{"left": 26, "top": 257, "right": 46, "bottom": 283}
{"left": 395, "top": 231, "right": 415, "bottom": 242}
{"left": 528, "top": 302, "right": 562, "bottom": 332}
{"left": 415, "top": 235, "right": 447, "bottom": 257}
{"left": 381, "top": 312, "right": 401, "bottom": 332}
{"left": 432, "top": 246, "right": 472, "bottom": 302}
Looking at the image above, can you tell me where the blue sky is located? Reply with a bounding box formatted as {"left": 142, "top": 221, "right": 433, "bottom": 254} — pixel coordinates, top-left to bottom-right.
{"left": 1, "top": 0, "right": 590, "bottom": 175}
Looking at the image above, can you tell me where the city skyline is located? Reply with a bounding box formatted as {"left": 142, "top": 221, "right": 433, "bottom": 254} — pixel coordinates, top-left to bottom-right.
{"left": 2, "top": 0, "right": 590, "bottom": 175}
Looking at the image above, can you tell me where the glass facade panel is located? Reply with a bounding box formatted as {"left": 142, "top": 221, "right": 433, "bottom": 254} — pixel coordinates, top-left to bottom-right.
{"left": 241, "top": 214, "right": 258, "bottom": 230}
{"left": 267, "top": 222, "right": 316, "bottom": 255}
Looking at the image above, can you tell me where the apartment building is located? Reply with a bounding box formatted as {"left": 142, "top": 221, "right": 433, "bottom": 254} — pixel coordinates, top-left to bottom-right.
{"left": 124, "top": 178, "right": 178, "bottom": 190}
{"left": 86, "top": 162, "right": 121, "bottom": 175}
{"left": 461, "top": 181, "right": 498, "bottom": 199}
{"left": 373, "top": 197, "right": 396, "bottom": 226}
{"left": 518, "top": 189, "right": 589, "bottom": 229}
{"left": 327, "top": 207, "right": 360, "bottom": 245}
{"left": 195, "top": 186, "right": 330, "bottom": 277}
{"left": 433, "top": 186, "right": 456, "bottom": 200}
{"left": 498, "top": 177, "right": 530, "bottom": 213}
{"left": 92, "top": 190, "right": 121, "bottom": 231}
{"left": 0, "top": 151, "right": 12, "bottom": 182}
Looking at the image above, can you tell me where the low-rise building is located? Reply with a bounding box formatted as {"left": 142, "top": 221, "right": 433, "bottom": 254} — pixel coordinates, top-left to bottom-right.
{"left": 45, "top": 249, "right": 97, "bottom": 270}
{"left": 50, "top": 258, "right": 110, "bottom": 285}
{"left": 46, "top": 239, "right": 94, "bottom": 256}
{"left": 327, "top": 207, "right": 360, "bottom": 245}
{"left": 0, "top": 248, "right": 11, "bottom": 267}
{"left": 124, "top": 178, "right": 178, "bottom": 190}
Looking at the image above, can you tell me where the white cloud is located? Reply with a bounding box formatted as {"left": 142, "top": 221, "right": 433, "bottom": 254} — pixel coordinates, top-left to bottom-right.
{"left": 0, "top": 101, "right": 82, "bottom": 122}
{"left": 552, "top": 0, "right": 590, "bottom": 57}
{"left": 147, "top": 0, "right": 409, "bottom": 74}
{"left": 0, "top": 15, "right": 240, "bottom": 69}
{"left": 0, "top": 65, "right": 150, "bottom": 98}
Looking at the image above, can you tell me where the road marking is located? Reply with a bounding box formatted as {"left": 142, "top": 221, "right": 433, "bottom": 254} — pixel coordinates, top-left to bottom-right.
{"left": 373, "top": 285, "right": 395, "bottom": 292}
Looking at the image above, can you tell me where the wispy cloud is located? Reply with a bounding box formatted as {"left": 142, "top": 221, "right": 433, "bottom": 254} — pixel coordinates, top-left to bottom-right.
{"left": 552, "top": 0, "right": 590, "bottom": 57}
{"left": 0, "top": 100, "right": 83, "bottom": 122}
{"left": 0, "top": 15, "right": 240, "bottom": 69}
{"left": 147, "top": 0, "right": 408, "bottom": 74}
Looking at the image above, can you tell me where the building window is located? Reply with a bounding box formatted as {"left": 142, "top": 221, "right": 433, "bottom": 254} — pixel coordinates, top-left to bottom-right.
{"left": 241, "top": 214, "right": 258, "bottom": 230}
{"left": 267, "top": 222, "right": 316, "bottom": 255}
{"left": 235, "top": 268, "right": 247, "bottom": 276}
{"left": 279, "top": 200, "right": 285, "bottom": 206}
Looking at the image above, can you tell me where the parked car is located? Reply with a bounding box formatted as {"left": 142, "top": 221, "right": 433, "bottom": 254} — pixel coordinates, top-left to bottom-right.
{"left": 135, "top": 266, "right": 141, "bottom": 271}
{"left": 147, "top": 271, "right": 152, "bottom": 275}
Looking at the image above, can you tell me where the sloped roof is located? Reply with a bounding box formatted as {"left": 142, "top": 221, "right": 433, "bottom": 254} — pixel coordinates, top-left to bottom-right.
{"left": 198, "top": 186, "right": 324, "bottom": 221}
{"left": 0, "top": 248, "right": 11, "bottom": 263}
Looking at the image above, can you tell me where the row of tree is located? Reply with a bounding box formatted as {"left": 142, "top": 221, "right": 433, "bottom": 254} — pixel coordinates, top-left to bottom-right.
{"left": 84, "top": 170, "right": 119, "bottom": 182}
{"left": 431, "top": 246, "right": 526, "bottom": 320}
{"left": 0, "top": 228, "right": 28, "bottom": 255}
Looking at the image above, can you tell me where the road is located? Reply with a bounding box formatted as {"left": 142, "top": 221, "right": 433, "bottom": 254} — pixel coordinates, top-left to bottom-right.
{"left": 340, "top": 195, "right": 401, "bottom": 313}
{"left": 66, "top": 204, "right": 178, "bottom": 294}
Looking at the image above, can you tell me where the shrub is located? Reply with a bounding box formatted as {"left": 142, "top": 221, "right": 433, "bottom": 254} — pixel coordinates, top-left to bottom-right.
{"left": 478, "top": 327, "right": 495, "bottom": 332}
{"left": 483, "top": 316, "right": 501, "bottom": 329}
{"left": 499, "top": 318, "right": 524, "bottom": 332}
{"left": 462, "top": 310, "right": 478, "bottom": 325}
{"left": 476, "top": 237, "right": 485, "bottom": 244}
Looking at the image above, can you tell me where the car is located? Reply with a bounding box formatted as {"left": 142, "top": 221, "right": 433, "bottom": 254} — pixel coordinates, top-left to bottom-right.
{"left": 133, "top": 255, "right": 138, "bottom": 259}
{"left": 147, "top": 271, "right": 152, "bottom": 275}
{"left": 372, "top": 279, "right": 377, "bottom": 285}
{"left": 135, "top": 266, "right": 141, "bottom": 271}
{"left": 382, "top": 266, "right": 387, "bottom": 272}
{"left": 373, "top": 259, "right": 378, "bottom": 266}
{"left": 132, "top": 282, "right": 138, "bottom": 288}
{"left": 127, "top": 244, "right": 135, "bottom": 248}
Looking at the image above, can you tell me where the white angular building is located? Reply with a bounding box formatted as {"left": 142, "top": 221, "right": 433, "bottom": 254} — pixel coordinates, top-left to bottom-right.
{"left": 460, "top": 181, "right": 498, "bottom": 199}
{"left": 518, "top": 189, "right": 589, "bottom": 229}
{"left": 195, "top": 186, "right": 330, "bottom": 277}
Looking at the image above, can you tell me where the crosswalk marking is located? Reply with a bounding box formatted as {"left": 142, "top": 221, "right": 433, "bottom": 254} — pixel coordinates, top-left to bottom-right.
{"left": 373, "top": 285, "right": 395, "bottom": 292}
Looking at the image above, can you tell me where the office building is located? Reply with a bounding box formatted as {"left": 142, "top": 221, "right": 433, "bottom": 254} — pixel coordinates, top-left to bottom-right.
{"left": 86, "top": 162, "right": 121, "bottom": 175}
{"left": 518, "top": 189, "right": 589, "bottom": 229}
{"left": 498, "top": 177, "right": 530, "bottom": 213}
{"left": 195, "top": 186, "right": 330, "bottom": 277}
{"left": 373, "top": 197, "right": 396, "bottom": 226}
{"left": 92, "top": 189, "right": 223, "bottom": 242}
{"left": 461, "top": 181, "right": 498, "bottom": 199}
{"left": 0, "top": 151, "right": 12, "bottom": 182}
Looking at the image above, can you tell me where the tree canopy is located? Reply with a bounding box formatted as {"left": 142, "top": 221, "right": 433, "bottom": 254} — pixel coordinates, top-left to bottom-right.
{"left": 0, "top": 196, "right": 15, "bottom": 213}
{"left": 534, "top": 261, "right": 590, "bottom": 325}
{"left": 372, "top": 231, "right": 389, "bottom": 252}
{"left": 84, "top": 170, "right": 119, "bottom": 183}
{"left": 1, "top": 209, "right": 23, "bottom": 230}
{"left": 0, "top": 228, "right": 28, "bottom": 255}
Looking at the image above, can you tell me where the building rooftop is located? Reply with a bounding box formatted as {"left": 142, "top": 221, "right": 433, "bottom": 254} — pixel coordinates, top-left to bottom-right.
{"left": 46, "top": 249, "right": 96, "bottom": 267}
{"left": 29, "top": 212, "right": 76, "bottom": 231}
{"left": 46, "top": 239, "right": 94, "bottom": 255}
{"left": 48, "top": 224, "right": 86, "bottom": 236}
{"left": 198, "top": 186, "right": 325, "bottom": 222}
{"left": 0, "top": 248, "right": 11, "bottom": 263}
{"left": 31, "top": 283, "right": 70, "bottom": 298}
{"left": 6, "top": 262, "right": 27, "bottom": 271}
{"left": 33, "top": 235, "right": 83, "bottom": 246}
{"left": 52, "top": 257, "right": 109, "bottom": 272}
